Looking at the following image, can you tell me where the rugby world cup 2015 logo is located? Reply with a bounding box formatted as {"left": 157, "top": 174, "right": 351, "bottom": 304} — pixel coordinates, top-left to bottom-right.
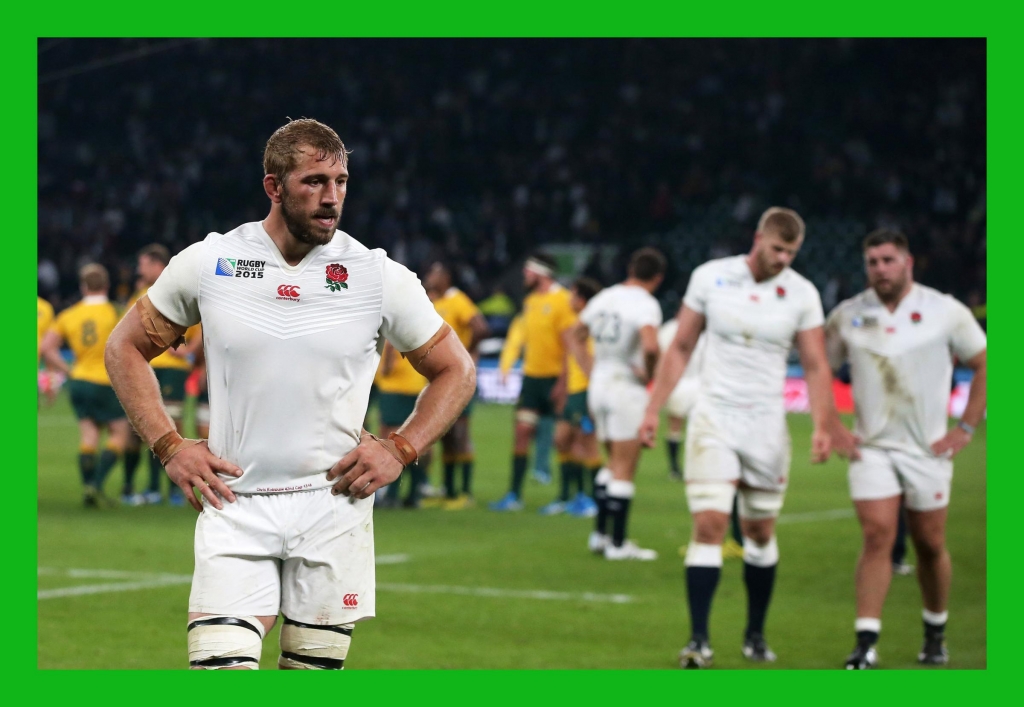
{"left": 325, "top": 263, "right": 349, "bottom": 292}
{"left": 215, "top": 258, "right": 236, "bottom": 276}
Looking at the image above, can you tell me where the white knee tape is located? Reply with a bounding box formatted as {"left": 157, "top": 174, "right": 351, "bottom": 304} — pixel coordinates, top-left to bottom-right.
{"left": 742, "top": 536, "right": 779, "bottom": 567}
{"left": 606, "top": 479, "right": 635, "bottom": 499}
{"left": 685, "top": 542, "right": 723, "bottom": 568}
{"left": 278, "top": 617, "right": 354, "bottom": 670}
{"left": 686, "top": 482, "right": 735, "bottom": 514}
{"left": 738, "top": 487, "right": 784, "bottom": 520}
{"left": 516, "top": 409, "right": 540, "bottom": 426}
{"left": 595, "top": 467, "right": 613, "bottom": 486}
{"left": 196, "top": 404, "right": 211, "bottom": 424}
{"left": 187, "top": 615, "right": 265, "bottom": 670}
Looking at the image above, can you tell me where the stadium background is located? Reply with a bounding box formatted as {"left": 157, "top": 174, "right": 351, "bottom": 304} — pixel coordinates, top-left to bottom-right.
{"left": 36, "top": 38, "right": 986, "bottom": 669}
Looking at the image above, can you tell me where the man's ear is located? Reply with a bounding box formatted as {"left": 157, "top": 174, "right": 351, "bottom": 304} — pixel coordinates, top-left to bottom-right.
{"left": 263, "top": 174, "right": 283, "bottom": 203}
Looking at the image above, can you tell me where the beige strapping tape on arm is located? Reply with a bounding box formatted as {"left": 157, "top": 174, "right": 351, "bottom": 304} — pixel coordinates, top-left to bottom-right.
{"left": 137, "top": 295, "right": 187, "bottom": 349}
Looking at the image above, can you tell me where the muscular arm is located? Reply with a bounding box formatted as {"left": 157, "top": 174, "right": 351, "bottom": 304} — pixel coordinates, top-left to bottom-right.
{"left": 106, "top": 303, "right": 241, "bottom": 511}
{"left": 104, "top": 305, "right": 183, "bottom": 445}
{"left": 40, "top": 331, "right": 71, "bottom": 376}
{"left": 795, "top": 326, "right": 837, "bottom": 463}
{"left": 329, "top": 324, "right": 476, "bottom": 498}
{"left": 564, "top": 322, "right": 593, "bottom": 378}
{"left": 639, "top": 324, "right": 660, "bottom": 383}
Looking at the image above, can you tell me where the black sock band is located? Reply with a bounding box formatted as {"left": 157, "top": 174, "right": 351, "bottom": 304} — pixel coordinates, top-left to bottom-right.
{"left": 511, "top": 455, "right": 528, "bottom": 497}
{"left": 743, "top": 562, "right": 777, "bottom": 638}
{"left": 594, "top": 480, "right": 609, "bottom": 534}
{"left": 122, "top": 449, "right": 141, "bottom": 493}
{"left": 606, "top": 495, "right": 632, "bottom": 547}
{"left": 924, "top": 619, "right": 946, "bottom": 640}
{"left": 730, "top": 500, "right": 743, "bottom": 545}
{"left": 686, "top": 565, "right": 721, "bottom": 641}
{"left": 148, "top": 451, "right": 163, "bottom": 493}
{"left": 461, "top": 460, "right": 473, "bottom": 495}
{"left": 857, "top": 630, "right": 880, "bottom": 648}
{"left": 95, "top": 449, "right": 119, "bottom": 489}
{"left": 444, "top": 462, "right": 457, "bottom": 498}
{"left": 667, "top": 440, "right": 680, "bottom": 473}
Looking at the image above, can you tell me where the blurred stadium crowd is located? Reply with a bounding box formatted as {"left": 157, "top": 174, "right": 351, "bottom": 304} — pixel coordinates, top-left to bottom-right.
{"left": 38, "top": 38, "right": 985, "bottom": 320}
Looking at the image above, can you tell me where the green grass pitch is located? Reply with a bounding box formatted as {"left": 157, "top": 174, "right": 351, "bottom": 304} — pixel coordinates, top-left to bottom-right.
{"left": 37, "top": 394, "right": 986, "bottom": 669}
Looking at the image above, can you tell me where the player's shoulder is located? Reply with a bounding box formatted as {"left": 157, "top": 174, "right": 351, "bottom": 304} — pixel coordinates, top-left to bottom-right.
{"left": 693, "top": 254, "right": 743, "bottom": 279}
{"left": 912, "top": 283, "right": 961, "bottom": 310}
{"left": 779, "top": 267, "right": 819, "bottom": 294}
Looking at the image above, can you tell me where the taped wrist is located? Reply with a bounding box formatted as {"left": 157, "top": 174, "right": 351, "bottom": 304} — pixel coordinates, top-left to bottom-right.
{"left": 136, "top": 294, "right": 187, "bottom": 349}
{"left": 152, "top": 430, "right": 203, "bottom": 466}
{"left": 361, "top": 432, "right": 418, "bottom": 467}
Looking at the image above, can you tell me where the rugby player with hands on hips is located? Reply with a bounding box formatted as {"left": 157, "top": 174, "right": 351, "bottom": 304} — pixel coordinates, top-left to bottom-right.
{"left": 106, "top": 118, "right": 475, "bottom": 670}
{"left": 826, "top": 229, "right": 986, "bottom": 669}
{"left": 639, "top": 207, "right": 839, "bottom": 668}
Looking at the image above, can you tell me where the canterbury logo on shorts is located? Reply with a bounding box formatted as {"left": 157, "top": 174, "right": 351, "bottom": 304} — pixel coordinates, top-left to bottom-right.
{"left": 276, "top": 284, "right": 300, "bottom": 301}
{"left": 342, "top": 593, "right": 359, "bottom": 608}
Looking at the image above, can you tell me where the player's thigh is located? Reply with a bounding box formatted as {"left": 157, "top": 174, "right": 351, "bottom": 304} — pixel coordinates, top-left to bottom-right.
{"left": 905, "top": 505, "right": 949, "bottom": 556}
{"left": 189, "top": 494, "right": 284, "bottom": 618}
{"left": 848, "top": 447, "right": 903, "bottom": 504}
{"left": 684, "top": 406, "right": 741, "bottom": 485}
{"left": 736, "top": 409, "right": 791, "bottom": 490}
{"left": 281, "top": 490, "right": 376, "bottom": 625}
{"left": 737, "top": 485, "right": 786, "bottom": 524}
{"left": 892, "top": 451, "right": 953, "bottom": 512}
{"left": 853, "top": 495, "right": 902, "bottom": 548}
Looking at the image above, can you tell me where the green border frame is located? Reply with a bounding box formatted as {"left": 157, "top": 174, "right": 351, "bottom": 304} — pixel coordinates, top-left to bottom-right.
{"left": 17, "top": 0, "right": 1007, "bottom": 701}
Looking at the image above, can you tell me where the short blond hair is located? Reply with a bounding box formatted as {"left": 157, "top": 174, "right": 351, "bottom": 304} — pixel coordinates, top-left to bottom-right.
{"left": 79, "top": 263, "right": 109, "bottom": 293}
{"left": 263, "top": 118, "right": 350, "bottom": 181}
{"left": 757, "top": 207, "right": 805, "bottom": 243}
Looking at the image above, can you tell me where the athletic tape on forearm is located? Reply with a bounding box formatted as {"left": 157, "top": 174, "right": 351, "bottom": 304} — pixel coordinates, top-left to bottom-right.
{"left": 151, "top": 430, "right": 203, "bottom": 466}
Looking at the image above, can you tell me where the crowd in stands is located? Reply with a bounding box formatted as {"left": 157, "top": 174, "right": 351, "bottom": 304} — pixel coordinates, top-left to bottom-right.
{"left": 39, "top": 38, "right": 985, "bottom": 314}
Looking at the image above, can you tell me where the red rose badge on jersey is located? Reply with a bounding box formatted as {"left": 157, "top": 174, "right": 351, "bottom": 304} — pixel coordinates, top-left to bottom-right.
{"left": 910, "top": 311, "right": 922, "bottom": 324}
{"left": 325, "top": 263, "right": 349, "bottom": 291}
{"left": 776, "top": 286, "right": 786, "bottom": 299}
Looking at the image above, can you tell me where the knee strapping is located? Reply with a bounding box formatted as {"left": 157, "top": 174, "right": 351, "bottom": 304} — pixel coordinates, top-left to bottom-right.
{"left": 606, "top": 479, "right": 635, "bottom": 499}
{"left": 685, "top": 542, "right": 723, "bottom": 568}
{"left": 278, "top": 616, "right": 353, "bottom": 670}
{"left": 187, "top": 615, "right": 265, "bottom": 670}
{"left": 516, "top": 409, "right": 539, "bottom": 426}
{"left": 594, "top": 467, "right": 613, "bottom": 486}
{"left": 742, "top": 536, "right": 779, "bottom": 567}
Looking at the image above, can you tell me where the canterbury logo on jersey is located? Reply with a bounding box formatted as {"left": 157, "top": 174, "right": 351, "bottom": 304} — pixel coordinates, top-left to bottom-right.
{"left": 342, "top": 593, "right": 359, "bottom": 608}
{"left": 215, "top": 258, "right": 266, "bottom": 278}
{"left": 276, "top": 284, "right": 300, "bottom": 301}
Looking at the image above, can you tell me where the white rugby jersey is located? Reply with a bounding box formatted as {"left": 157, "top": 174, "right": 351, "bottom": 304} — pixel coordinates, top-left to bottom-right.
{"left": 683, "top": 255, "right": 824, "bottom": 411}
{"left": 147, "top": 222, "right": 443, "bottom": 494}
{"left": 579, "top": 283, "right": 662, "bottom": 384}
{"left": 826, "top": 283, "right": 986, "bottom": 456}
{"left": 658, "top": 320, "right": 706, "bottom": 383}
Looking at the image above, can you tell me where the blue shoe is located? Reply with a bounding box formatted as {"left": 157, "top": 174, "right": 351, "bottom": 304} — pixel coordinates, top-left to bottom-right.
{"left": 489, "top": 492, "right": 524, "bottom": 512}
{"left": 531, "top": 469, "right": 552, "bottom": 485}
{"left": 538, "top": 500, "right": 567, "bottom": 516}
{"left": 168, "top": 490, "right": 186, "bottom": 507}
{"left": 567, "top": 493, "right": 598, "bottom": 518}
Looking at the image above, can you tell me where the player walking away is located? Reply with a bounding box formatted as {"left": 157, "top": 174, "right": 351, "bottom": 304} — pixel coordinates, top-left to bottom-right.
{"left": 491, "top": 252, "right": 577, "bottom": 512}
{"left": 374, "top": 340, "right": 431, "bottom": 508}
{"left": 38, "top": 295, "right": 60, "bottom": 406}
{"left": 543, "top": 277, "right": 603, "bottom": 517}
{"left": 569, "top": 248, "right": 665, "bottom": 559}
{"left": 425, "top": 262, "right": 490, "bottom": 510}
{"left": 121, "top": 245, "right": 194, "bottom": 506}
{"left": 105, "top": 118, "right": 475, "bottom": 670}
{"left": 40, "top": 264, "right": 129, "bottom": 507}
{"left": 826, "top": 229, "right": 986, "bottom": 669}
{"left": 639, "top": 207, "right": 837, "bottom": 667}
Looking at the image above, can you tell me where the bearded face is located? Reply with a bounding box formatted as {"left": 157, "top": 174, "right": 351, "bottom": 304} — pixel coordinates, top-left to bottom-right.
{"left": 280, "top": 182, "right": 341, "bottom": 246}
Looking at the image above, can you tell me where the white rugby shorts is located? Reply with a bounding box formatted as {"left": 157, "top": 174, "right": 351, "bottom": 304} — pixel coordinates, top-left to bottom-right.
{"left": 849, "top": 446, "right": 952, "bottom": 512}
{"left": 189, "top": 488, "right": 376, "bottom": 624}
{"left": 684, "top": 403, "right": 791, "bottom": 493}
{"left": 588, "top": 378, "right": 648, "bottom": 442}
{"left": 665, "top": 378, "right": 700, "bottom": 419}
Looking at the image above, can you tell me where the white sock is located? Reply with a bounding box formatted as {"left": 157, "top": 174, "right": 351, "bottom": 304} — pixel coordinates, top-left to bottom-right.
{"left": 922, "top": 609, "right": 948, "bottom": 626}
{"left": 855, "top": 617, "right": 881, "bottom": 634}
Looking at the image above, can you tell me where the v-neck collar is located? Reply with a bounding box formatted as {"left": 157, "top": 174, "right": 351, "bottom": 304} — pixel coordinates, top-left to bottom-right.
{"left": 874, "top": 283, "right": 918, "bottom": 318}
{"left": 741, "top": 255, "right": 783, "bottom": 286}
{"left": 256, "top": 221, "right": 330, "bottom": 275}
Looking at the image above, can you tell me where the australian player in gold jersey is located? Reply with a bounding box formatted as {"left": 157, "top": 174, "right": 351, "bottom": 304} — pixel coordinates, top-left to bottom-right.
{"left": 425, "top": 263, "right": 489, "bottom": 509}
{"left": 491, "top": 253, "right": 578, "bottom": 512}
{"left": 540, "top": 277, "right": 604, "bottom": 517}
{"left": 40, "top": 264, "right": 128, "bottom": 507}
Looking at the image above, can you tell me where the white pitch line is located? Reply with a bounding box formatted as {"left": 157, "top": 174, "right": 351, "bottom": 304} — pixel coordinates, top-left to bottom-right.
{"left": 776, "top": 508, "right": 856, "bottom": 524}
{"left": 377, "top": 583, "right": 634, "bottom": 604}
{"left": 38, "top": 576, "right": 192, "bottom": 599}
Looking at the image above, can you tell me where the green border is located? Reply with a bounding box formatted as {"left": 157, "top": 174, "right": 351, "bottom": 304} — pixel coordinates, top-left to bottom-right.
{"left": 18, "top": 0, "right": 1007, "bottom": 702}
